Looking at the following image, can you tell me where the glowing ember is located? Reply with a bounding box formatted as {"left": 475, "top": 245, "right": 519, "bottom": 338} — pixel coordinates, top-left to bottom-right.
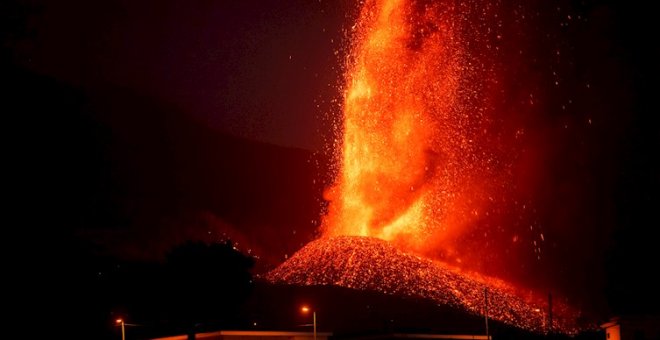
{"left": 322, "top": 0, "right": 505, "bottom": 254}
{"left": 269, "top": 0, "right": 590, "bottom": 334}
{"left": 266, "top": 236, "right": 583, "bottom": 334}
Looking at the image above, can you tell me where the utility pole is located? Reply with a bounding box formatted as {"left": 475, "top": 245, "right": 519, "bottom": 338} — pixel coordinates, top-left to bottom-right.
{"left": 484, "top": 287, "right": 489, "bottom": 340}
{"left": 548, "top": 292, "right": 553, "bottom": 334}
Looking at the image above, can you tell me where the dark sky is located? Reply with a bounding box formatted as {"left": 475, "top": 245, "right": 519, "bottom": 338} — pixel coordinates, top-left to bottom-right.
{"left": 4, "top": 0, "right": 351, "bottom": 150}
{"left": 3, "top": 0, "right": 659, "bottom": 320}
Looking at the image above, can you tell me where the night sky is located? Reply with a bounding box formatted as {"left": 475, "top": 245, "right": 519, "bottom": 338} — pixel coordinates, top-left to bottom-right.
{"left": 3, "top": 0, "right": 659, "bottom": 327}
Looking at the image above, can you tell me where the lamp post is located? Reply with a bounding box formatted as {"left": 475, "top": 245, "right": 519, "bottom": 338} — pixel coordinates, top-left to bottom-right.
{"left": 301, "top": 306, "right": 316, "bottom": 340}
{"left": 116, "top": 319, "right": 125, "bottom": 340}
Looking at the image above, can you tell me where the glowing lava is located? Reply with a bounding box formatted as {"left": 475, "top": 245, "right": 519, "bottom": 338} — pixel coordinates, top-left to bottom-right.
{"left": 323, "top": 0, "right": 503, "bottom": 254}
{"left": 268, "top": 0, "right": 590, "bottom": 334}
{"left": 266, "top": 236, "right": 583, "bottom": 334}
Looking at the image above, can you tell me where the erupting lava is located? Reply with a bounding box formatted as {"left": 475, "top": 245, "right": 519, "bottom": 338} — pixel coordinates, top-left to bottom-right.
{"left": 322, "top": 0, "right": 504, "bottom": 254}
{"left": 268, "top": 0, "right": 588, "bottom": 334}
{"left": 267, "top": 236, "right": 581, "bottom": 334}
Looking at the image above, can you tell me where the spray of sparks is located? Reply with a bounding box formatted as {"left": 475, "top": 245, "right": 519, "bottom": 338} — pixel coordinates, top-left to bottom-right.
{"left": 269, "top": 0, "right": 589, "bottom": 333}
{"left": 322, "top": 0, "right": 505, "bottom": 255}
{"left": 266, "top": 236, "right": 582, "bottom": 334}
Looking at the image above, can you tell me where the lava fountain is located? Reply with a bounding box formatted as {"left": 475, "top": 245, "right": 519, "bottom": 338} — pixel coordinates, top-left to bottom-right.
{"left": 323, "top": 0, "right": 505, "bottom": 256}
{"left": 268, "top": 0, "right": 586, "bottom": 334}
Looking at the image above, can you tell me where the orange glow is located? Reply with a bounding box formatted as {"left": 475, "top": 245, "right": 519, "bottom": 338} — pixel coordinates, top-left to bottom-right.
{"left": 301, "top": 306, "right": 310, "bottom": 313}
{"left": 322, "top": 0, "right": 497, "bottom": 255}
{"left": 115, "top": 318, "right": 123, "bottom": 324}
{"left": 267, "top": 236, "right": 584, "bottom": 334}
{"left": 271, "top": 1, "right": 589, "bottom": 333}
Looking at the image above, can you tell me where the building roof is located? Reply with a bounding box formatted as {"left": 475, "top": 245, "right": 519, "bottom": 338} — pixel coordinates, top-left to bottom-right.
{"left": 153, "top": 330, "right": 333, "bottom": 340}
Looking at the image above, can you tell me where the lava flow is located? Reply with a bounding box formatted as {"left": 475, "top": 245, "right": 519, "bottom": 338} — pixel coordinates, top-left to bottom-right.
{"left": 266, "top": 236, "right": 582, "bottom": 334}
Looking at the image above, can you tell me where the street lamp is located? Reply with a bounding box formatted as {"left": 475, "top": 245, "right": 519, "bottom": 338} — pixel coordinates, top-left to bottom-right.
{"left": 301, "top": 306, "right": 316, "bottom": 340}
{"left": 116, "top": 319, "right": 125, "bottom": 340}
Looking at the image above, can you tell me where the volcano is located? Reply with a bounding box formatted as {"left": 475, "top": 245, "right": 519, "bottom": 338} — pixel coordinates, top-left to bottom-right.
{"left": 266, "top": 236, "right": 584, "bottom": 334}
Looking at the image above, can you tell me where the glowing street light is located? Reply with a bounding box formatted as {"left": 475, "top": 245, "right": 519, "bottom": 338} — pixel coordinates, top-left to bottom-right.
{"left": 301, "top": 306, "right": 316, "bottom": 340}
{"left": 116, "top": 319, "right": 125, "bottom": 340}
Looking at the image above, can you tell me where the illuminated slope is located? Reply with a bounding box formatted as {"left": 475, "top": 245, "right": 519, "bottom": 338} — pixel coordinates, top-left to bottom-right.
{"left": 266, "top": 236, "right": 582, "bottom": 334}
